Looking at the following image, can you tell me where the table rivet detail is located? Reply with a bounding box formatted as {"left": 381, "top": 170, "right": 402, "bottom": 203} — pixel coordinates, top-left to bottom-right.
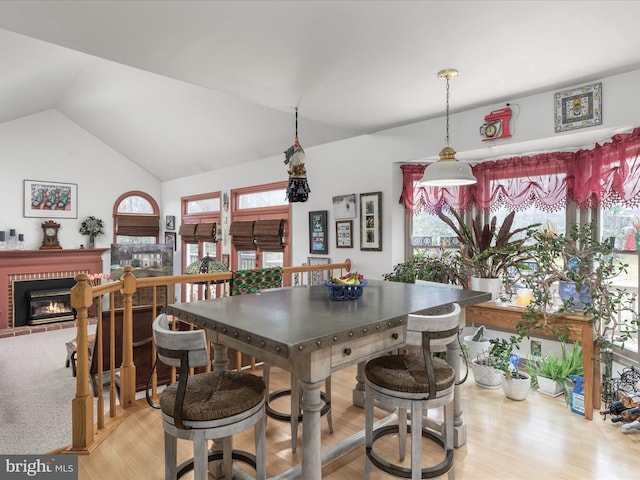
{"left": 260, "top": 341, "right": 265, "bottom": 346}
{"left": 362, "top": 328, "right": 367, "bottom": 333}
{"left": 316, "top": 340, "right": 321, "bottom": 346}
{"left": 276, "top": 346, "right": 281, "bottom": 352}
{"left": 376, "top": 325, "right": 380, "bottom": 330}
{"left": 348, "top": 332, "right": 353, "bottom": 337}
{"left": 234, "top": 332, "right": 239, "bottom": 337}
{"left": 222, "top": 328, "right": 227, "bottom": 333}
{"left": 247, "top": 336, "right": 251, "bottom": 342}
{"left": 333, "top": 336, "right": 338, "bottom": 342}
{"left": 299, "top": 345, "right": 304, "bottom": 351}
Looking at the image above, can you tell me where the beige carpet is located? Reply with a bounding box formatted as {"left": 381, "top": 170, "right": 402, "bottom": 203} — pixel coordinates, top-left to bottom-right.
{"left": 0, "top": 327, "right": 87, "bottom": 454}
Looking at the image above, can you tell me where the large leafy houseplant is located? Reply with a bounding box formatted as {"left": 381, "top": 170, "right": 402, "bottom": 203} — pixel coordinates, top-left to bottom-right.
{"left": 382, "top": 250, "right": 468, "bottom": 287}
{"left": 518, "top": 222, "right": 638, "bottom": 352}
{"left": 435, "top": 208, "right": 538, "bottom": 279}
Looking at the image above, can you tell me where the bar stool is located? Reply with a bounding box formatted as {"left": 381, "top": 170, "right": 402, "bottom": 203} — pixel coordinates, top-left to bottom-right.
{"left": 153, "top": 314, "right": 266, "bottom": 480}
{"left": 364, "top": 303, "right": 461, "bottom": 480}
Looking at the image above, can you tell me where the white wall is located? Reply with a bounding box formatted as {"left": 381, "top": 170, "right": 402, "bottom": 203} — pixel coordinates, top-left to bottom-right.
{"left": 0, "top": 110, "right": 161, "bottom": 269}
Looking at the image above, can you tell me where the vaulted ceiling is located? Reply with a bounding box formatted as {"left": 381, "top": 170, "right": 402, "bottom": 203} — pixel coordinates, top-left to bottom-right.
{"left": 0, "top": 1, "right": 639, "bottom": 181}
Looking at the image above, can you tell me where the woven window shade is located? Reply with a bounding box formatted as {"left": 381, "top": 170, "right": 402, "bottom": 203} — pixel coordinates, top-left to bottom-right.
{"left": 229, "top": 220, "right": 256, "bottom": 251}
{"left": 115, "top": 214, "right": 159, "bottom": 237}
{"left": 179, "top": 223, "right": 198, "bottom": 243}
{"left": 195, "top": 222, "right": 217, "bottom": 242}
{"left": 254, "top": 219, "right": 285, "bottom": 251}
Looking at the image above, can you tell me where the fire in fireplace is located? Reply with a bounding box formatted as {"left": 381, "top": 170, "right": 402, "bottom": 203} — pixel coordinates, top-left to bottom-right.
{"left": 26, "top": 288, "right": 76, "bottom": 325}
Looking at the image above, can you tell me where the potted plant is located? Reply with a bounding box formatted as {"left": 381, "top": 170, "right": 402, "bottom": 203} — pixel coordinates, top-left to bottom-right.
{"left": 435, "top": 208, "right": 538, "bottom": 299}
{"left": 519, "top": 222, "right": 638, "bottom": 354}
{"left": 79, "top": 216, "right": 105, "bottom": 248}
{"left": 526, "top": 342, "right": 583, "bottom": 399}
{"left": 383, "top": 250, "right": 468, "bottom": 287}
{"left": 463, "top": 325, "right": 490, "bottom": 362}
{"left": 486, "top": 335, "right": 531, "bottom": 400}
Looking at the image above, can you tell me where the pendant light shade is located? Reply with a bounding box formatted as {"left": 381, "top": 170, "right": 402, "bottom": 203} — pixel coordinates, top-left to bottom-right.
{"left": 420, "top": 69, "right": 477, "bottom": 187}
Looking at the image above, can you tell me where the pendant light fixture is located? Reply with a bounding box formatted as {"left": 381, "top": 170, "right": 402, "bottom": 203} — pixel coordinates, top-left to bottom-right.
{"left": 284, "top": 107, "right": 311, "bottom": 202}
{"left": 420, "top": 69, "right": 477, "bottom": 186}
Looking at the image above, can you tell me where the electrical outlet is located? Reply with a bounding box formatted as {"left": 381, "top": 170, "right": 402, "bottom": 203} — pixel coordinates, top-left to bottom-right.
{"left": 531, "top": 340, "right": 542, "bottom": 357}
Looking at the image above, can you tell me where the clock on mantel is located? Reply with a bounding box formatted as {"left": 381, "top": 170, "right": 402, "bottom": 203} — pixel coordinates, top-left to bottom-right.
{"left": 40, "top": 220, "right": 62, "bottom": 250}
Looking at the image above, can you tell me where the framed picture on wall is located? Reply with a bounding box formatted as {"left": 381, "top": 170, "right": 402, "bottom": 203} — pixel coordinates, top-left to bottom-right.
{"left": 309, "top": 210, "right": 328, "bottom": 254}
{"left": 332, "top": 193, "right": 357, "bottom": 219}
{"left": 164, "top": 231, "right": 176, "bottom": 250}
{"left": 360, "top": 191, "right": 382, "bottom": 251}
{"left": 554, "top": 82, "right": 602, "bottom": 132}
{"left": 23, "top": 179, "right": 78, "bottom": 218}
{"left": 165, "top": 215, "right": 175, "bottom": 231}
{"left": 307, "top": 256, "right": 331, "bottom": 285}
{"left": 336, "top": 220, "right": 353, "bottom": 248}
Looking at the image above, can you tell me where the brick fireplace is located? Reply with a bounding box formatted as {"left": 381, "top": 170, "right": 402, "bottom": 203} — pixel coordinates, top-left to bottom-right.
{"left": 0, "top": 248, "right": 107, "bottom": 330}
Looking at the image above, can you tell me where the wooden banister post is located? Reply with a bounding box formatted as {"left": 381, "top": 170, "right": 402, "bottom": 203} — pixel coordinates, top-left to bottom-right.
{"left": 70, "top": 274, "right": 94, "bottom": 452}
{"left": 119, "top": 266, "right": 137, "bottom": 408}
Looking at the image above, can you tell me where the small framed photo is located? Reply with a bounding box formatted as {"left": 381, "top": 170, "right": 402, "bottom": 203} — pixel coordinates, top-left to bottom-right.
{"left": 332, "top": 193, "right": 357, "bottom": 219}
{"left": 309, "top": 210, "right": 328, "bottom": 254}
{"left": 554, "top": 82, "right": 602, "bottom": 132}
{"left": 360, "top": 191, "right": 382, "bottom": 251}
{"left": 222, "top": 254, "right": 230, "bottom": 268}
{"left": 165, "top": 215, "right": 176, "bottom": 231}
{"left": 23, "top": 179, "right": 78, "bottom": 218}
{"left": 336, "top": 220, "right": 353, "bottom": 248}
{"left": 307, "top": 256, "right": 331, "bottom": 285}
{"left": 164, "top": 231, "right": 176, "bottom": 250}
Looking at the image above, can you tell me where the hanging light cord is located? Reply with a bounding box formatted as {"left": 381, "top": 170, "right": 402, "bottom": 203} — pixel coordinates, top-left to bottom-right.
{"left": 294, "top": 107, "right": 300, "bottom": 147}
{"left": 444, "top": 76, "right": 450, "bottom": 147}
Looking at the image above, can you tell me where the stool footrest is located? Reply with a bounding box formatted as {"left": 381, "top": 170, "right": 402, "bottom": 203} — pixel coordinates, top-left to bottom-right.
{"left": 366, "top": 424, "right": 453, "bottom": 479}
{"left": 176, "top": 449, "right": 257, "bottom": 479}
{"left": 265, "top": 388, "right": 331, "bottom": 423}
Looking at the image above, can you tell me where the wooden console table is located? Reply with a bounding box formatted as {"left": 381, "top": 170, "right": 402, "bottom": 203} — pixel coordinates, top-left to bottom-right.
{"left": 466, "top": 302, "right": 598, "bottom": 420}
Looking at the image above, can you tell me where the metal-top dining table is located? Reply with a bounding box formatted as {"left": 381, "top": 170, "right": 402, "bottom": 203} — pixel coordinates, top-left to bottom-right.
{"left": 167, "top": 279, "right": 490, "bottom": 480}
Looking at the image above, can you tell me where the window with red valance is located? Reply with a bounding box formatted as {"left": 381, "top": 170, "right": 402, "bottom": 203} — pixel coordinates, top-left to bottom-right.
{"left": 400, "top": 128, "right": 640, "bottom": 214}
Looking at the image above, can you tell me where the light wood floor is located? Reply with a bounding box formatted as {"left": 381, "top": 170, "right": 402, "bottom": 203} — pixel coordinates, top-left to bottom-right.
{"left": 77, "top": 363, "right": 639, "bottom": 479}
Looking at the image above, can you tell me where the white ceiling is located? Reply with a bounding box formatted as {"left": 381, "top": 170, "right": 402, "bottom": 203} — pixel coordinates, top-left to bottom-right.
{"left": 0, "top": 0, "right": 639, "bottom": 181}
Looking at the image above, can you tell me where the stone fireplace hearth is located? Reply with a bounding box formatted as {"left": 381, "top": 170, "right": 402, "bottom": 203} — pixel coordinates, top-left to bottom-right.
{"left": 0, "top": 248, "right": 107, "bottom": 331}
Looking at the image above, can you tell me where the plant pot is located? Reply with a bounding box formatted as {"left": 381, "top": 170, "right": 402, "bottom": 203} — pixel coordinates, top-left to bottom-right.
{"left": 471, "top": 276, "right": 502, "bottom": 300}
{"left": 537, "top": 376, "right": 564, "bottom": 397}
{"left": 471, "top": 358, "right": 502, "bottom": 389}
{"left": 558, "top": 281, "right": 592, "bottom": 309}
{"left": 500, "top": 372, "right": 531, "bottom": 400}
{"left": 464, "top": 335, "right": 490, "bottom": 363}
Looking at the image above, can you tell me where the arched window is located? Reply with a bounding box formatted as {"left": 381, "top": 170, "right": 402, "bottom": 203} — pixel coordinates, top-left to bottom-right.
{"left": 112, "top": 191, "right": 160, "bottom": 244}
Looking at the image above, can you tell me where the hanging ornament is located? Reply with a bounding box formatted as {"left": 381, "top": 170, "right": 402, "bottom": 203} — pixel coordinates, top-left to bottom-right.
{"left": 284, "top": 108, "right": 310, "bottom": 202}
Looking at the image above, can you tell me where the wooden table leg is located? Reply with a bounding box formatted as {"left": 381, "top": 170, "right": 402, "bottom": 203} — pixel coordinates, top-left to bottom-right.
{"left": 300, "top": 379, "right": 324, "bottom": 480}
{"left": 581, "top": 325, "right": 595, "bottom": 420}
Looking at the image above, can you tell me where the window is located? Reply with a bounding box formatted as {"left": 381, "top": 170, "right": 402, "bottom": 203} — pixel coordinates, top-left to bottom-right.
{"left": 180, "top": 192, "right": 222, "bottom": 301}
{"left": 113, "top": 191, "right": 160, "bottom": 244}
{"left": 230, "top": 181, "right": 289, "bottom": 272}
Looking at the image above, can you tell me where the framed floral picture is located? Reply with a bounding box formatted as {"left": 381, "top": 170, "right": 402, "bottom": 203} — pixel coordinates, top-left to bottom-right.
{"left": 164, "top": 231, "right": 176, "bottom": 250}
{"left": 23, "top": 179, "right": 77, "bottom": 218}
{"left": 360, "top": 191, "right": 382, "bottom": 251}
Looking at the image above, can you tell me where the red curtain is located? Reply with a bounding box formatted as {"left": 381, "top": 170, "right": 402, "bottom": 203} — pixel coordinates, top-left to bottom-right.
{"left": 399, "top": 128, "right": 640, "bottom": 214}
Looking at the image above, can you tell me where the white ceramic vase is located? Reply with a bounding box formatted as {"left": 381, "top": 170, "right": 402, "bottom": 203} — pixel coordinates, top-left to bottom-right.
{"left": 470, "top": 276, "right": 502, "bottom": 300}
{"left": 537, "top": 376, "right": 564, "bottom": 397}
{"left": 471, "top": 358, "right": 502, "bottom": 389}
{"left": 500, "top": 372, "right": 531, "bottom": 400}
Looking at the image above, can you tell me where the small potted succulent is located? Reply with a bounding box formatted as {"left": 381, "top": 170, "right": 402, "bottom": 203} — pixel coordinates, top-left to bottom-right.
{"left": 79, "top": 216, "right": 105, "bottom": 248}
{"left": 485, "top": 335, "right": 530, "bottom": 400}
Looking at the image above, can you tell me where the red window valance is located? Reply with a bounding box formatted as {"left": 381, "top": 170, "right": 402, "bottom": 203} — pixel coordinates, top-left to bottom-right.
{"left": 400, "top": 128, "right": 640, "bottom": 214}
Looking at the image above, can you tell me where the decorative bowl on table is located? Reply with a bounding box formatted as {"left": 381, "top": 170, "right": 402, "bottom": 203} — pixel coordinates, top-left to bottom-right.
{"left": 324, "top": 278, "right": 367, "bottom": 300}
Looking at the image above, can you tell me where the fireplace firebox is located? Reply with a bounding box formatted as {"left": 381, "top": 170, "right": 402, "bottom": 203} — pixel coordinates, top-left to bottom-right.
{"left": 26, "top": 288, "right": 76, "bottom": 325}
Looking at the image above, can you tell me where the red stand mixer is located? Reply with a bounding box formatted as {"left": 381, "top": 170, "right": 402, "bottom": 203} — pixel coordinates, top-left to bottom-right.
{"left": 480, "top": 106, "right": 512, "bottom": 141}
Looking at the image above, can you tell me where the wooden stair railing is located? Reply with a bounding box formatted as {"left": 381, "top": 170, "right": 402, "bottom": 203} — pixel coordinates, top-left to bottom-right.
{"left": 68, "top": 259, "right": 352, "bottom": 453}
